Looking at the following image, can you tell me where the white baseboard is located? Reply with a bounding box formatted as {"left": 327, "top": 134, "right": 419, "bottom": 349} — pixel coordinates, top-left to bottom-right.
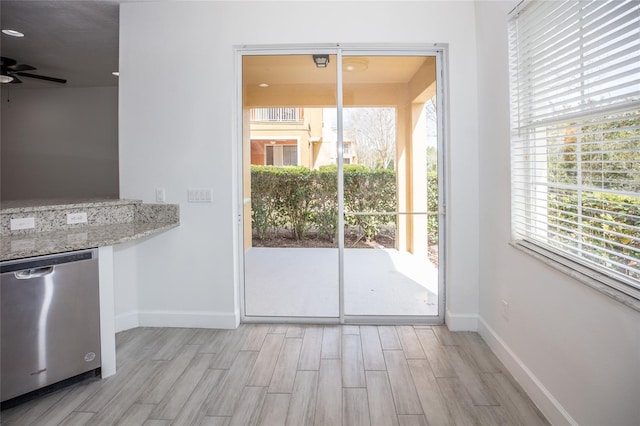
{"left": 137, "top": 309, "right": 240, "bottom": 329}
{"left": 477, "top": 316, "right": 577, "bottom": 426}
{"left": 445, "top": 309, "right": 478, "bottom": 331}
{"left": 115, "top": 311, "right": 140, "bottom": 333}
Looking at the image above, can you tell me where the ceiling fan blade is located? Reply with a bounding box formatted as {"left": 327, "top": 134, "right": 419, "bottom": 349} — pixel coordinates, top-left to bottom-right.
{"left": 9, "top": 75, "right": 22, "bottom": 84}
{"left": 15, "top": 72, "right": 66, "bottom": 84}
{"left": 0, "top": 57, "right": 17, "bottom": 67}
{"left": 11, "top": 64, "right": 37, "bottom": 72}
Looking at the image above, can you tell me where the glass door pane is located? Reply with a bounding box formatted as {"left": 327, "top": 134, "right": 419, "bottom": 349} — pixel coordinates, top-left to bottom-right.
{"left": 242, "top": 54, "right": 339, "bottom": 318}
{"left": 341, "top": 55, "right": 441, "bottom": 317}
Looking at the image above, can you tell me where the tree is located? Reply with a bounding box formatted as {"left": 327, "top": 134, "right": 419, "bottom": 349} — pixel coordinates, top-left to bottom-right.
{"left": 344, "top": 108, "right": 396, "bottom": 169}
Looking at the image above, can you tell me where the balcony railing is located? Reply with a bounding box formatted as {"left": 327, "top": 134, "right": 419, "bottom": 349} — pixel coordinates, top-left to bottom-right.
{"left": 251, "top": 108, "right": 303, "bottom": 123}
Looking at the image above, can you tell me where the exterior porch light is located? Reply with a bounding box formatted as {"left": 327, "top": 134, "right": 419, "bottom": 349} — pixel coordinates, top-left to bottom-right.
{"left": 312, "top": 55, "right": 330, "bottom": 68}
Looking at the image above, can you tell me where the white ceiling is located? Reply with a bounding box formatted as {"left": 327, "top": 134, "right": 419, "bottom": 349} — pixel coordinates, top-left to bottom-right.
{"left": 0, "top": 0, "right": 120, "bottom": 88}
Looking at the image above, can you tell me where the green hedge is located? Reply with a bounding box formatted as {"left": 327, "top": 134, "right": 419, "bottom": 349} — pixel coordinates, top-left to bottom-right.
{"left": 251, "top": 165, "right": 439, "bottom": 244}
{"left": 548, "top": 190, "right": 640, "bottom": 278}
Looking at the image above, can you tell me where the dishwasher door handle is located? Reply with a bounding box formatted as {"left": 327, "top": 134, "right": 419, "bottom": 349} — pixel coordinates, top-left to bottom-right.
{"left": 14, "top": 267, "right": 54, "bottom": 279}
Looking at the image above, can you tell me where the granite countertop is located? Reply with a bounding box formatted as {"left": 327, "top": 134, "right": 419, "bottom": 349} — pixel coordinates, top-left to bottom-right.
{"left": 1, "top": 199, "right": 179, "bottom": 261}
{"left": 0, "top": 198, "right": 138, "bottom": 213}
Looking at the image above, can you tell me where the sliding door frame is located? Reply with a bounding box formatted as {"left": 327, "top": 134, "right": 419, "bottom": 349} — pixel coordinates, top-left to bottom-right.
{"left": 236, "top": 45, "right": 448, "bottom": 325}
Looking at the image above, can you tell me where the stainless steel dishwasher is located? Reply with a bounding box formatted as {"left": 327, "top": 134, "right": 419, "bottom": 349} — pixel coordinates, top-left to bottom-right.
{"left": 1, "top": 248, "right": 101, "bottom": 405}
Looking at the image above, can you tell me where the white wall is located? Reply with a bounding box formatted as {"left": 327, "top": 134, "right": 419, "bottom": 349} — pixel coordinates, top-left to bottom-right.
{"left": 118, "top": 1, "right": 480, "bottom": 329}
{"left": 475, "top": 2, "right": 640, "bottom": 425}
{"left": 1, "top": 86, "right": 119, "bottom": 201}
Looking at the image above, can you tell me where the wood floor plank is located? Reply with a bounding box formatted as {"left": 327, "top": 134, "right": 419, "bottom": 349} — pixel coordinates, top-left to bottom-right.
{"left": 242, "top": 324, "right": 271, "bottom": 351}
{"left": 298, "top": 326, "right": 323, "bottom": 370}
{"left": 152, "top": 328, "right": 198, "bottom": 361}
{"left": 89, "top": 360, "right": 162, "bottom": 425}
{"left": 481, "top": 372, "right": 549, "bottom": 425}
{"left": 151, "top": 353, "right": 214, "bottom": 420}
{"left": 378, "top": 326, "right": 402, "bottom": 350}
{"left": 32, "top": 378, "right": 102, "bottom": 426}
{"left": 3, "top": 387, "right": 73, "bottom": 426}
{"left": 360, "top": 326, "right": 386, "bottom": 371}
{"left": 117, "top": 328, "right": 159, "bottom": 367}
{"left": 436, "top": 378, "right": 478, "bottom": 426}
{"left": 210, "top": 327, "right": 249, "bottom": 369}
{"left": 200, "top": 329, "right": 230, "bottom": 354}
{"left": 320, "top": 326, "right": 341, "bottom": 359}
{"left": 269, "top": 325, "right": 289, "bottom": 334}
{"left": 189, "top": 329, "right": 220, "bottom": 345}
{"left": 200, "top": 416, "right": 231, "bottom": 426}
{"left": 461, "top": 332, "right": 504, "bottom": 373}
{"left": 342, "top": 325, "right": 360, "bottom": 335}
{"left": 444, "top": 345, "right": 499, "bottom": 406}
{"left": 396, "top": 326, "right": 426, "bottom": 359}
{"left": 258, "top": 393, "right": 291, "bottom": 426}
{"left": 432, "top": 326, "right": 463, "bottom": 346}
{"left": 116, "top": 403, "right": 155, "bottom": 425}
{"left": 365, "top": 371, "right": 399, "bottom": 426}
{"left": 285, "top": 371, "right": 318, "bottom": 426}
{"left": 138, "top": 344, "right": 199, "bottom": 404}
{"left": 414, "top": 327, "right": 456, "bottom": 378}
{"left": 397, "top": 415, "right": 429, "bottom": 426}
{"left": 57, "top": 411, "right": 96, "bottom": 426}
{"left": 383, "top": 350, "right": 423, "bottom": 415}
{"left": 248, "top": 333, "right": 285, "bottom": 386}
{"left": 475, "top": 405, "right": 514, "bottom": 426}
{"left": 286, "top": 326, "right": 305, "bottom": 338}
{"left": 173, "top": 369, "right": 227, "bottom": 426}
{"left": 144, "top": 420, "right": 172, "bottom": 426}
{"left": 342, "top": 334, "right": 366, "bottom": 387}
{"left": 268, "top": 338, "right": 303, "bottom": 393}
{"left": 314, "top": 359, "right": 342, "bottom": 426}
{"left": 207, "top": 351, "right": 259, "bottom": 416}
{"left": 229, "top": 386, "right": 267, "bottom": 426}
{"left": 343, "top": 388, "right": 371, "bottom": 426}
{"left": 408, "top": 359, "right": 451, "bottom": 426}
{"left": 77, "top": 353, "right": 148, "bottom": 412}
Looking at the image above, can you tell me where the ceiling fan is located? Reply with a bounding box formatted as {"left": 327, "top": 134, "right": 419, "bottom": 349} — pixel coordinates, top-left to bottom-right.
{"left": 0, "top": 57, "right": 67, "bottom": 84}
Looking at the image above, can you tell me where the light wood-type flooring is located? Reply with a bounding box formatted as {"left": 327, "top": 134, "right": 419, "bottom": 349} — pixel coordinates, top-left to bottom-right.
{"left": 0, "top": 325, "right": 549, "bottom": 426}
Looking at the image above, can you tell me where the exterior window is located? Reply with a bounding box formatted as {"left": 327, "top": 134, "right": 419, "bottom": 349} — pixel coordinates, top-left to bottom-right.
{"left": 265, "top": 145, "right": 298, "bottom": 166}
{"left": 509, "top": 0, "right": 640, "bottom": 300}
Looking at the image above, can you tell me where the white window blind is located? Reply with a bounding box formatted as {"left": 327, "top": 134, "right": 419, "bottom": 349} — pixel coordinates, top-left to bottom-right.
{"left": 509, "top": 0, "right": 640, "bottom": 299}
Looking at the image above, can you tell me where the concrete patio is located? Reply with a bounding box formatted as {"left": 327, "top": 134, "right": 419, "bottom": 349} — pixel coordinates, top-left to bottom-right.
{"left": 244, "top": 247, "right": 438, "bottom": 318}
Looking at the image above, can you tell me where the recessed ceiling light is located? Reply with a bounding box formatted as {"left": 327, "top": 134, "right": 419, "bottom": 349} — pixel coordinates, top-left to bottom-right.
{"left": 258, "top": 83, "right": 269, "bottom": 88}
{"left": 112, "top": 71, "right": 119, "bottom": 77}
{"left": 2, "top": 29, "right": 24, "bottom": 37}
{"left": 343, "top": 58, "right": 368, "bottom": 72}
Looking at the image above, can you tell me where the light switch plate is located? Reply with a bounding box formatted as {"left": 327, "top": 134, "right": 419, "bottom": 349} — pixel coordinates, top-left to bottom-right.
{"left": 67, "top": 212, "right": 88, "bottom": 225}
{"left": 188, "top": 188, "right": 212, "bottom": 203}
{"left": 10, "top": 217, "right": 35, "bottom": 230}
{"left": 156, "top": 188, "right": 166, "bottom": 203}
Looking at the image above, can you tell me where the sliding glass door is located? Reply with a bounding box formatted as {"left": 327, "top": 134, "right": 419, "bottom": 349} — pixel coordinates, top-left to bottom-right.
{"left": 240, "top": 49, "right": 445, "bottom": 323}
{"left": 242, "top": 53, "right": 339, "bottom": 318}
{"left": 341, "top": 55, "right": 441, "bottom": 319}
